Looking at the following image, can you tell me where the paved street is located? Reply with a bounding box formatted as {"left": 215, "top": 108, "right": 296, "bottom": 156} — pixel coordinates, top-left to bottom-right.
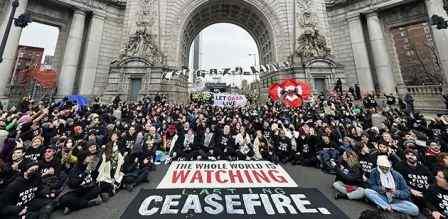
{"left": 55, "top": 164, "right": 374, "bottom": 219}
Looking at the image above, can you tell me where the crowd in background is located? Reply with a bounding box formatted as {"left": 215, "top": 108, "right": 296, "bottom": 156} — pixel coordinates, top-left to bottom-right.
{"left": 0, "top": 89, "right": 448, "bottom": 219}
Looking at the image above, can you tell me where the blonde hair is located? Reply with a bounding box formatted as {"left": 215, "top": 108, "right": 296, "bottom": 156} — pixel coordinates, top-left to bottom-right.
{"left": 344, "top": 150, "right": 359, "bottom": 168}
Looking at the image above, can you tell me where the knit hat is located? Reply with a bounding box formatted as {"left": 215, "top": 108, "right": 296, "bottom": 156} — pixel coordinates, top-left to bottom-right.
{"left": 404, "top": 148, "right": 418, "bottom": 156}
{"left": 403, "top": 139, "right": 416, "bottom": 147}
{"left": 377, "top": 155, "right": 391, "bottom": 168}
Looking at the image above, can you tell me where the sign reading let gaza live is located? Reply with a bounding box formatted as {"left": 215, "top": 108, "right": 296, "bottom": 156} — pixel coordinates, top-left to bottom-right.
{"left": 121, "top": 187, "right": 350, "bottom": 219}
{"left": 157, "top": 161, "right": 298, "bottom": 189}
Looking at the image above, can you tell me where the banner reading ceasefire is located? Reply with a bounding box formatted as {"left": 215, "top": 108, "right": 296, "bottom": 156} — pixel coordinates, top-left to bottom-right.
{"left": 121, "top": 188, "right": 350, "bottom": 219}
{"left": 157, "top": 161, "right": 298, "bottom": 189}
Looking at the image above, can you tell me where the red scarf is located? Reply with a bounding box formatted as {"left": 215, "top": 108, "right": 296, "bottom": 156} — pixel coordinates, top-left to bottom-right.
{"left": 426, "top": 147, "right": 441, "bottom": 157}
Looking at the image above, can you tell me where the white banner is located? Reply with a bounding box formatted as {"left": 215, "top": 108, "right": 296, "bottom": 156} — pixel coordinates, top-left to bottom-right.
{"left": 213, "top": 93, "right": 248, "bottom": 107}
{"left": 157, "top": 161, "right": 298, "bottom": 189}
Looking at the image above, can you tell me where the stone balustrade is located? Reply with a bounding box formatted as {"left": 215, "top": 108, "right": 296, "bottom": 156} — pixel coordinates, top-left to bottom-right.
{"left": 398, "top": 84, "right": 443, "bottom": 96}
{"left": 397, "top": 84, "right": 446, "bottom": 112}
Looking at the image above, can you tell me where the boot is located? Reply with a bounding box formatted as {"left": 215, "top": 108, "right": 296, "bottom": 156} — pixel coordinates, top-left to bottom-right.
{"left": 63, "top": 207, "right": 71, "bottom": 215}
{"left": 126, "top": 183, "right": 136, "bottom": 192}
{"left": 334, "top": 192, "right": 348, "bottom": 200}
{"left": 100, "top": 193, "right": 110, "bottom": 202}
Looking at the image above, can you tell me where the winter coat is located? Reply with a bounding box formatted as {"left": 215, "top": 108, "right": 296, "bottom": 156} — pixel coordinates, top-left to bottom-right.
{"left": 96, "top": 153, "right": 124, "bottom": 187}
{"left": 335, "top": 160, "right": 363, "bottom": 186}
{"left": 368, "top": 168, "right": 411, "bottom": 200}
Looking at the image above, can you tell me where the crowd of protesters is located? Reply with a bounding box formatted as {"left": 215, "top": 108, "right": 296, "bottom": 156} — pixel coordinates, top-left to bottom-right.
{"left": 0, "top": 89, "right": 448, "bottom": 219}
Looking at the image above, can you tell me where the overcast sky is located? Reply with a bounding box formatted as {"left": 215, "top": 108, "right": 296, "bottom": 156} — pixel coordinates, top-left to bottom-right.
{"left": 19, "top": 22, "right": 59, "bottom": 63}
{"left": 189, "top": 23, "right": 259, "bottom": 71}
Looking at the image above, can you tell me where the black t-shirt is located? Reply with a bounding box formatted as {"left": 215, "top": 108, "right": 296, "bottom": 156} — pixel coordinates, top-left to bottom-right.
{"left": 120, "top": 132, "right": 137, "bottom": 154}
{"left": 386, "top": 96, "right": 396, "bottom": 105}
{"left": 38, "top": 158, "right": 61, "bottom": 177}
{"left": 0, "top": 175, "right": 40, "bottom": 207}
{"left": 424, "top": 185, "right": 448, "bottom": 216}
{"left": 395, "top": 162, "right": 433, "bottom": 192}
{"left": 275, "top": 136, "right": 291, "bottom": 153}
{"left": 358, "top": 153, "right": 376, "bottom": 178}
{"left": 215, "top": 134, "right": 235, "bottom": 153}
{"left": 25, "top": 146, "right": 42, "bottom": 163}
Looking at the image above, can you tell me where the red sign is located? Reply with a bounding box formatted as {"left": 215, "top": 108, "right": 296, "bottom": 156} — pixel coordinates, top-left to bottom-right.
{"left": 268, "top": 79, "right": 312, "bottom": 108}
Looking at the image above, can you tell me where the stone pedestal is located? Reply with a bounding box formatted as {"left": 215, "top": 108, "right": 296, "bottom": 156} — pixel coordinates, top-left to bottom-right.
{"left": 426, "top": 0, "right": 448, "bottom": 83}
{"left": 57, "top": 10, "right": 86, "bottom": 97}
{"left": 103, "top": 57, "right": 188, "bottom": 103}
{"left": 0, "top": 0, "right": 29, "bottom": 100}
{"left": 347, "top": 14, "right": 375, "bottom": 94}
{"left": 79, "top": 13, "right": 105, "bottom": 96}
{"left": 366, "top": 12, "right": 395, "bottom": 94}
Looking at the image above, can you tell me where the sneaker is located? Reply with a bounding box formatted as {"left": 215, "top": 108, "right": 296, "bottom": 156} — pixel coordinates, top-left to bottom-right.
{"left": 63, "top": 207, "right": 71, "bottom": 215}
{"left": 126, "top": 183, "right": 136, "bottom": 192}
{"left": 88, "top": 196, "right": 103, "bottom": 206}
{"left": 334, "top": 192, "right": 347, "bottom": 200}
{"left": 100, "top": 193, "right": 110, "bottom": 202}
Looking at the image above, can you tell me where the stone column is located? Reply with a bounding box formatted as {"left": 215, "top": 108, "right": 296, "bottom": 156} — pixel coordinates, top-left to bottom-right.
{"left": 79, "top": 13, "right": 105, "bottom": 96}
{"left": 0, "top": 0, "right": 29, "bottom": 99}
{"left": 57, "top": 10, "right": 86, "bottom": 97}
{"left": 366, "top": 12, "right": 395, "bottom": 94}
{"left": 347, "top": 14, "right": 375, "bottom": 93}
{"left": 426, "top": 0, "right": 448, "bottom": 83}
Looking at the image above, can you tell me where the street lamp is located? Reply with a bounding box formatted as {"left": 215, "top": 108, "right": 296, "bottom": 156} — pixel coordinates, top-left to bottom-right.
{"left": 0, "top": 0, "right": 32, "bottom": 63}
{"left": 248, "top": 53, "right": 260, "bottom": 101}
{"left": 248, "top": 53, "right": 257, "bottom": 66}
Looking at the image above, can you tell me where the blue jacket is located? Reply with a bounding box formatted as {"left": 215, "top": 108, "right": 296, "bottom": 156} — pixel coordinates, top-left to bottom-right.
{"left": 368, "top": 168, "right": 411, "bottom": 200}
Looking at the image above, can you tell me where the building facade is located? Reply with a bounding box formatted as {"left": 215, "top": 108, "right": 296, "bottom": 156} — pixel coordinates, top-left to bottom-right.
{"left": 0, "top": 0, "right": 446, "bottom": 106}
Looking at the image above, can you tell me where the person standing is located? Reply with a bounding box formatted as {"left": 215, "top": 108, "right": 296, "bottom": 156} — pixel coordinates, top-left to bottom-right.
{"left": 404, "top": 93, "right": 415, "bottom": 114}
{"left": 335, "top": 78, "right": 343, "bottom": 95}
{"left": 355, "top": 84, "right": 361, "bottom": 100}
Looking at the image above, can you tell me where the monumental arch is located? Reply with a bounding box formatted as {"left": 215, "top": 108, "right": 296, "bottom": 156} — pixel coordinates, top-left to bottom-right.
{"left": 176, "top": 0, "right": 285, "bottom": 67}
{"left": 0, "top": 0, "right": 447, "bottom": 106}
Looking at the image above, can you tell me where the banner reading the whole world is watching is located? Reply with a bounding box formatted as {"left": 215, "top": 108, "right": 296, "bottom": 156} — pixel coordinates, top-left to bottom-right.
{"left": 157, "top": 161, "right": 297, "bottom": 189}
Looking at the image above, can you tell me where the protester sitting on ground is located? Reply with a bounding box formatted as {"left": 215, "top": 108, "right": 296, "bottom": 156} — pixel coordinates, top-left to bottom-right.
{"left": 395, "top": 148, "right": 433, "bottom": 211}
{"left": 96, "top": 140, "right": 124, "bottom": 202}
{"left": 365, "top": 155, "right": 419, "bottom": 216}
{"left": 333, "top": 150, "right": 365, "bottom": 200}
{"left": 424, "top": 168, "right": 448, "bottom": 218}
{"left": 0, "top": 88, "right": 447, "bottom": 218}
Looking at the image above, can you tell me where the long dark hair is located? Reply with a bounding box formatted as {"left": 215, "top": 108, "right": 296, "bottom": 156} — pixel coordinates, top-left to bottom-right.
{"left": 104, "top": 142, "right": 113, "bottom": 162}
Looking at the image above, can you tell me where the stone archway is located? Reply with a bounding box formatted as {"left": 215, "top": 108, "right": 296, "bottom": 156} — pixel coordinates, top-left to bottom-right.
{"left": 171, "top": 0, "right": 290, "bottom": 67}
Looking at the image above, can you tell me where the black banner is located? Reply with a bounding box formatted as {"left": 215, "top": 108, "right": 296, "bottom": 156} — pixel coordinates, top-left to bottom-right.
{"left": 121, "top": 188, "right": 350, "bottom": 219}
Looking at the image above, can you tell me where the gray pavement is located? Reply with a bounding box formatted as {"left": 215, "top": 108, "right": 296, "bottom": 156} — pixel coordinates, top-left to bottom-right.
{"left": 54, "top": 164, "right": 375, "bottom": 219}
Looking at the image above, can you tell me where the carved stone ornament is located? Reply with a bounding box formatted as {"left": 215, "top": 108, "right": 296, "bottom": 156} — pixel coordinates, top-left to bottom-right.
{"left": 73, "top": 0, "right": 126, "bottom": 8}
{"left": 295, "top": 3, "right": 331, "bottom": 59}
{"left": 444, "top": 0, "right": 448, "bottom": 13}
{"left": 296, "top": 28, "right": 331, "bottom": 59}
{"left": 113, "top": 0, "right": 163, "bottom": 65}
{"left": 297, "top": 0, "right": 312, "bottom": 13}
{"left": 324, "top": 0, "right": 362, "bottom": 7}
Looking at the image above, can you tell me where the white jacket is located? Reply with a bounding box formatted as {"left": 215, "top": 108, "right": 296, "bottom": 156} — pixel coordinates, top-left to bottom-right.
{"left": 96, "top": 153, "right": 124, "bottom": 188}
